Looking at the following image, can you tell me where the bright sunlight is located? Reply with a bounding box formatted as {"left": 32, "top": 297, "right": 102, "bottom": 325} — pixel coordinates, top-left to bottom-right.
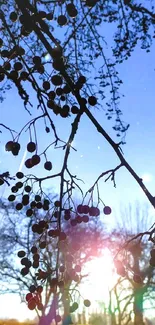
{"left": 80, "top": 249, "right": 117, "bottom": 312}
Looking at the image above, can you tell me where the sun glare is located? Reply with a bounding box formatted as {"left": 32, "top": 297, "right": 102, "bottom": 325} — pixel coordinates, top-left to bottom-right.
{"left": 80, "top": 249, "right": 117, "bottom": 309}
{"left": 141, "top": 173, "right": 153, "bottom": 183}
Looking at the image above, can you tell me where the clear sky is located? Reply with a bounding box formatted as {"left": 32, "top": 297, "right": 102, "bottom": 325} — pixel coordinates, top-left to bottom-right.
{"left": 0, "top": 6, "right": 155, "bottom": 321}
{"left": 1, "top": 41, "right": 155, "bottom": 215}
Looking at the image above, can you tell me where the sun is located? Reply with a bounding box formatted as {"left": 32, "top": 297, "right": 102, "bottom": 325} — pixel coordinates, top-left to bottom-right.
{"left": 141, "top": 173, "right": 153, "bottom": 183}
{"left": 80, "top": 249, "right": 117, "bottom": 309}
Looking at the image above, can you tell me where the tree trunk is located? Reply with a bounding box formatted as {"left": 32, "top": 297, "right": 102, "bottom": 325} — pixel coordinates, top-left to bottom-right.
{"left": 133, "top": 287, "right": 145, "bottom": 325}
{"left": 61, "top": 285, "right": 74, "bottom": 325}
{"left": 62, "top": 288, "right": 70, "bottom": 317}
{"left": 38, "top": 295, "right": 57, "bottom": 325}
{"left": 132, "top": 245, "right": 145, "bottom": 325}
{"left": 111, "top": 312, "right": 117, "bottom": 325}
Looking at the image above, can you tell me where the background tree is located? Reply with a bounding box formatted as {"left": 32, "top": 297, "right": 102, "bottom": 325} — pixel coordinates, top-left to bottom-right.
{"left": 108, "top": 202, "right": 155, "bottom": 325}
{"left": 88, "top": 312, "right": 108, "bottom": 325}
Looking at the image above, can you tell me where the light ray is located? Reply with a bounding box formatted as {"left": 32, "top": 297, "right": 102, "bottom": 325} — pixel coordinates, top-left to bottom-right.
{"left": 18, "top": 149, "right": 27, "bottom": 172}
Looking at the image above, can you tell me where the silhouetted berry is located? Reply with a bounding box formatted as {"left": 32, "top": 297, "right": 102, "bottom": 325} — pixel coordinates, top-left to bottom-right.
{"left": 35, "top": 195, "right": 41, "bottom": 202}
{"left": 48, "top": 91, "right": 56, "bottom": 100}
{"left": 70, "top": 302, "right": 78, "bottom": 312}
{"left": 5, "top": 141, "right": 14, "bottom": 152}
{"left": 56, "top": 87, "right": 63, "bottom": 96}
{"left": 21, "top": 267, "right": 29, "bottom": 276}
{"left": 16, "top": 172, "right": 24, "bottom": 179}
{"left": 77, "top": 204, "right": 83, "bottom": 214}
{"left": 25, "top": 185, "right": 31, "bottom": 193}
{"left": 39, "top": 241, "right": 46, "bottom": 249}
{"left": 82, "top": 215, "right": 89, "bottom": 223}
{"left": 1, "top": 50, "right": 10, "bottom": 58}
{"left": 71, "top": 106, "right": 79, "bottom": 114}
{"left": 70, "top": 219, "right": 77, "bottom": 226}
{"left": 32, "top": 224, "right": 38, "bottom": 233}
{"left": 5, "top": 62, "right": 11, "bottom": 71}
{"left": 103, "top": 206, "right": 112, "bottom": 215}
{"left": 57, "top": 15, "right": 67, "bottom": 26}
{"left": 32, "top": 155, "right": 40, "bottom": 166}
{"left": 29, "top": 285, "right": 36, "bottom": 293}
{"left": 84, "top": 299, "right": 91, "bottom": 307}
{"left": 36, "top": 202, "right": 42, "bottom": 209}
{"left": 16, "top": 181, "right": 23, "bottom": 189}
{"left": 11, "top": 186, "right": 18, "bottom": 193}
{"left": 18, "top": 250, "right": 26, "bottom": 258}
{"left": 48, "top": 229, "right": 55, "bottom": 237}
{"left": 26, "top": 209, "right": 33, "bottom": 217}
{"left": 33, "top": 260, "right": 39, "bottom": 269}
{"left": 51, "top": 75, "right": 63, "bottom": 86}
{"left": 43, "top": 81, "right": 50, "bottom": 90}
{"left": 16, "top": 203, "right": 23, "bottom": 210}
{"left": 54, "top": 200, "right": 60, "bottom": 207}
{"left": 82, "top": 205, "right": 89, "bottom": 214}
{"left": 25, "top": 158, "right": 33, "bottom": 169}
{"left": 44, "top": 161, "right": 52, "bottom": 171}
{"left": 88, "top": 96, "right": 97, "bottom": 106}
{"left": 8, "top": 194, "right": 16, "bottom": 202}
{"left": 9, "top": 70, "right": 18, "bottom": 81}
{"left": 20, "top": 71, "right": 29, "bottom": 80}
{"left": 26, "top": 293, "right": 33, "bottom": 302}
{"left": 12, "top": 142, "right": 20, "bottom": 155}
{"left": 27, "top": 142, "right": 36, "bottom": 153}
{"left": 76, "top": 215, "right": 82, "bottom": 223}
{"left": 45, "top": 127, "right": 50, "bottom": 133}
{"left": 14, "top": 61, "right": 23, "bottom": 71}
{"left": 30, "top": 201, "right": 36, "bottom": 209}
{"left": 66, "top": 3, "right": 78, "bottom": 18}
{"left": 21, "top": 257, "right": 29, "bottom": 265}
{"left": 31, "top": 246, "right": 37, "bottom": 254}
{"left": 39, "top": 220, "right": 47, "bottom": 228}
{"left": 22, "top": 194, "right": 29, "bottom": 206}
{"left": 78, "top": 75, "right": 86, "bottom": 84}
{"left": 33, "top": 56, "right": 41, "bottom": 66}
{"left": 28, "top": 298, "right": 36, "bottom": 310}
{"left": 60, "top": 105, "right": 70, "bottom": 118}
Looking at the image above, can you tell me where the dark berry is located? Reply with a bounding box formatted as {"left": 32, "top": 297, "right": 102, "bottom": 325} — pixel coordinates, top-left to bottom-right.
{"left": 16, "top": 172, "right": 24, "bottom": 179}
{"left": 88, "top": 96, "right": 97, "bottom": 106}
{"left": 44, "top": 161, "right": 52, "bottom": 171}
{"left": 27, "top": 142, "right": 36, "bottom": 153}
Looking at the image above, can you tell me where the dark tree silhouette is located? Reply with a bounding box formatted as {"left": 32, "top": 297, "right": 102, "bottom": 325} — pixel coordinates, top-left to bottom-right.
{"left": 0, "top": 0, "right": 155, "bottom": 321}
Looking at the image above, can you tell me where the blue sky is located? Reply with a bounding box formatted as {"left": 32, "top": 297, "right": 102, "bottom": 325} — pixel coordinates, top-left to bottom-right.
{"left": 1, "top": 42, "right": 155, "bottom": 219}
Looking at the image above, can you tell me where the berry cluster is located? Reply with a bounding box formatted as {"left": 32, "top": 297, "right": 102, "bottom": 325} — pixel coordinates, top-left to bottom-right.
{"left": 5, "top": 141, "right": 20, "bottom": 156}
{"left": 25, "top": 285, "right": 43, "bottom": 311}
